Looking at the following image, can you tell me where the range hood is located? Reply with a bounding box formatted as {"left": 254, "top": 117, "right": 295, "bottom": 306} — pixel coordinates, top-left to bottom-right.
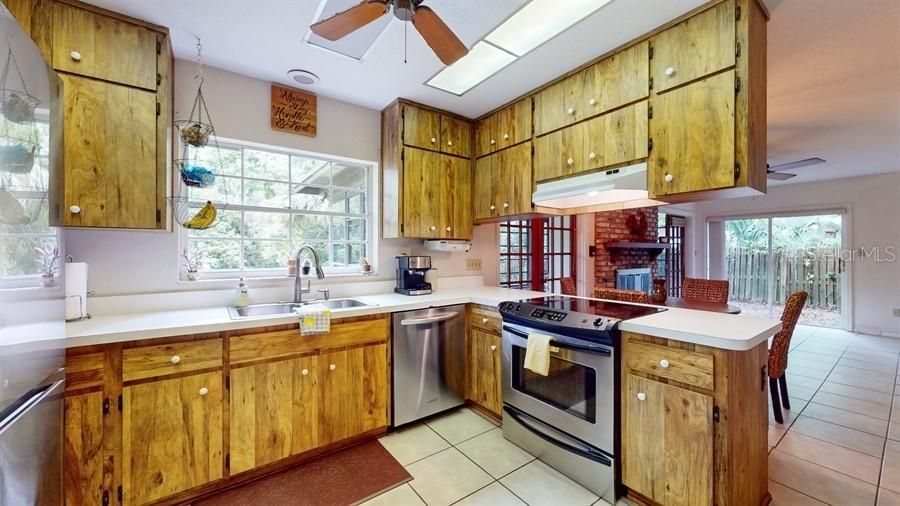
{"left": 532, "top": 163, "right": 666, "bottom": 213}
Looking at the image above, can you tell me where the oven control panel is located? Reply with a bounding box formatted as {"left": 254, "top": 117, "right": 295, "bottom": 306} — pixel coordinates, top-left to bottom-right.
{"left": 497, "top": 301, "right": 618, "bottom": 333}
{"left": 529, "top": 308, "right": 567, "bottom": 322}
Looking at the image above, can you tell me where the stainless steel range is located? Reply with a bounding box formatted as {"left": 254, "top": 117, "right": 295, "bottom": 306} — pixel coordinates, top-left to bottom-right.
{"left": 498, "top": 297, "right": 665, "bottom": 504}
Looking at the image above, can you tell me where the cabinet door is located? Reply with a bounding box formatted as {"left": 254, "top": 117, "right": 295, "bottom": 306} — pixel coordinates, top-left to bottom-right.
{"left": 64, "top": 392, "right": 105, "bottom": 506}
{"left": 475, "top": 114, "right": 497, "bottom": 157}
{"left": 496, "top": 98, "right": 532, "bottom": 149}
{"left": 650, "top": 0, "right": 736, "bottom": 93}
{"left": 61, "top": 74, "right": 159, "bottom": 229}
{"left": 500, "top": 142, "right": 533, "bottom": 216}
{"left": 401, "top": 148, "right": 442, "bottom": 238}
{"left": 52, "top": 2, "right": 158, "bottom": 90}
{"left": 402, "top": 105, "right": 441, "bottom": 150}
{"left": 583, "top": 101, "right": 648, "bottom": 173}
{"left": 122, "top": 371, "right": 223, "bottom": 505}
{"left": 468, "top": 329, "right": 502, "bottom": 416}
{"left": 533, "top": 79, "right": 568, "bottom": 136}
{"left": 623, "top": 374, "right": 713, "bottom": 506}
{"left": 229, "top": 355, "right": 319, "bottom": 475}
{"left": 440, "top": 155, "right": 473, "bottom": 239}
{"left": 318, "top": 344, "right": 388, "bottom": 445}
{"left": 648, "top": 71, "right": 735, "bottom": 197}
{"left": 473, "top": 155, "right": 497, "bottom": 221}
{"left": 585, "top": 41, "right": 650, "bottom": 114}
{"left": 533, "top": 124, "right": 583, "bottom": 182}
{"left": 440, "top": 115, "right": 472, "bottom": 158}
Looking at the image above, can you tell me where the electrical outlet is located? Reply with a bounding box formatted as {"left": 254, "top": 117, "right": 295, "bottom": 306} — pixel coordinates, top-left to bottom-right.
{"left": 893, "top": 308, "right": 900, "bottom": 318}
{"left": 466, "top": 258, "right": 482, "bottom": 271}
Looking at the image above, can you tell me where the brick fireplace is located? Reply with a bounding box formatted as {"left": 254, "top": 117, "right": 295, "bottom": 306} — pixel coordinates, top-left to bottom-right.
{"left": 594, "top": 207, "right": 660, "bottom": 289}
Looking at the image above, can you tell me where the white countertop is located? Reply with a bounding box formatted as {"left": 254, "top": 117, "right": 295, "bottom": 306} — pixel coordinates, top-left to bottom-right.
{"left": 65, "top": 287, "right": 781, "bottom": 351}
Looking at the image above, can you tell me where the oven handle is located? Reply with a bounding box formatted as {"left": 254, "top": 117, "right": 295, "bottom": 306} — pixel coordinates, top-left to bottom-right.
{"left": 503, "top": 404, "right": 612, "bottom": 467}
{"left": 503, "top": 326, "right": 611, "bottom": 356}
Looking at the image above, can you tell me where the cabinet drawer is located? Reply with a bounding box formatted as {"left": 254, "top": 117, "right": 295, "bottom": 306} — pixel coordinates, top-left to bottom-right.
{"left": 123, "top": 338, "right": 222, "bottom": 382}
{"left": 469, "top": 307, "right": 501, "bottom": 333}
{"left": 625, "top": 341, "right": 714, "bottom": 390}
{"left": 52, "top": 2, "right": 159, "bottom": 90}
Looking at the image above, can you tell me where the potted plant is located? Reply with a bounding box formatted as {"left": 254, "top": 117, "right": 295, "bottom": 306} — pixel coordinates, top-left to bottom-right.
{"left": 36, "top": 245, "right": 59, "bottom": 287}
{"left": 182, "top": 248, "right": 203, "bottom": 281}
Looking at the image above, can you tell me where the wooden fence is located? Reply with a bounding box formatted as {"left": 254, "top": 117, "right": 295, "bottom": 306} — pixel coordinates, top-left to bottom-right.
{"left": 726, "top": 247, "right": 841, "bottom": 309}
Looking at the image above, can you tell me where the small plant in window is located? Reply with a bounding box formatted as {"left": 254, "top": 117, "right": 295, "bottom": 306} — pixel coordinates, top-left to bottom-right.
{"left": 36, "top": 245, "right": 59, "bottom": 287}
{"left": 182, "top": 247, "right": 203, "bottom": 281}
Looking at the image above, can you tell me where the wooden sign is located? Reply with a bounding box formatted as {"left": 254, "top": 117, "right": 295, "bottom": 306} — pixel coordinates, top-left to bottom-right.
{"left": 271, "top": 84, "right": 317, "bottom": 137}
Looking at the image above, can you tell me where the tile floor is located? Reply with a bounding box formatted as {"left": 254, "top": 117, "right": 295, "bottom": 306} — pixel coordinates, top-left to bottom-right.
{"left": 364, "top": 325, "right": 899, "bottom": 506}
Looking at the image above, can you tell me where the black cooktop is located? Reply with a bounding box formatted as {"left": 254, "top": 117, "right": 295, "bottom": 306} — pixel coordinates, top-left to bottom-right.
{"left": 522, "top": 296, "right": 665, "bottom": 320}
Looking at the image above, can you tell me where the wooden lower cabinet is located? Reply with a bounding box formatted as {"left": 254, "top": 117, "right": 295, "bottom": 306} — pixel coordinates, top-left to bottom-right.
{"left": 121, "top": 371, "right": 224, "bottom": 505}
{"left": 319, "top": 344, "right": 389, "bottom": 444}
{"left": 64, "top": 391, "right": 106, "bottom": 506}
{"left": 467, "top": 328, "right": 502, "bottom": 416}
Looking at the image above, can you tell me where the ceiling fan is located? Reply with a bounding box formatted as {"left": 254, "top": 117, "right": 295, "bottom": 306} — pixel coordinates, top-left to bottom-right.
{"left": 766, "top": 157, "right": 826, "bottom": 180}
{"left": 309, "top": 0, "right": 469, "bottom": 66}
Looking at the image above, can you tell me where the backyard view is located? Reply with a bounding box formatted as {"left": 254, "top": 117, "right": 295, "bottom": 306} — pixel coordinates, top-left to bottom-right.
{"left": 725, "top": 214, "right": 843, "bottom": 328}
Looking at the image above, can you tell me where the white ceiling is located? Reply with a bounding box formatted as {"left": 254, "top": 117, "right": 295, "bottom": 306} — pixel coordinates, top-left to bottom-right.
{"left": 83, "top": 0, "right": 705, "bottom": 118}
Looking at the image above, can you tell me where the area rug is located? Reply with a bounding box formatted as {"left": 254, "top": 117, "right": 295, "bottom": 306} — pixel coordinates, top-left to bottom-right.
{"left": 193, "top": 440, "right": 412, "bottom": 506}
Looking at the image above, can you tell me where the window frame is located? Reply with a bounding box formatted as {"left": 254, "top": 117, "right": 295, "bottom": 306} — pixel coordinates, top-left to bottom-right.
{"left": 177, "top": 136, "right": 379, "bottom": 281}
{"left": 499, "top": 216, "right": 575, "bottom": 293}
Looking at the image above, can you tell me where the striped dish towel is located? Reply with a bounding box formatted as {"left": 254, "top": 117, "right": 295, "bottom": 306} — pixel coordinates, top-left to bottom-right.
{"left": 295, "top": 303, "right": 332, "bottom": 335}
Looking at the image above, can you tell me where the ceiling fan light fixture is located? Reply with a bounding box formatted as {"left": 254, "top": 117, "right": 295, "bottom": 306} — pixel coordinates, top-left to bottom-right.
{"left": 287, "top": 69, "right": 320, "bottom": 86}
{"left": 425, "top": 41, "right": 516, "bottom": 95}
{"left": 485, "top": 0, "right": 614, "bottom": 56}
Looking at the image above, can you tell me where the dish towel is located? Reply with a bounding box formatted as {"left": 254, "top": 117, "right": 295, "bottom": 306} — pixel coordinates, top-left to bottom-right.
{"left": 524, "top": 333, "right": 553, "bottom": 376}
{"left": 295, "top": 304, "right": 332, "bottom": 335}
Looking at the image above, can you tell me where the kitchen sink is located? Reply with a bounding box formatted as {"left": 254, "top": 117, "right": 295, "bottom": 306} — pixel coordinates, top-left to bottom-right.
{"left": 227, "top": 299, "right": 371, "bottom": 319}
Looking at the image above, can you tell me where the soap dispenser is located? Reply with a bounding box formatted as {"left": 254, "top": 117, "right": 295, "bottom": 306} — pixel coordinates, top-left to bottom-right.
{"left": 235, "top": 277, "right": 250, "bottom": 307}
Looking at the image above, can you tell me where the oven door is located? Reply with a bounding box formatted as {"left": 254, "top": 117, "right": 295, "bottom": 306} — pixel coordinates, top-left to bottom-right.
{"left": 501, "top": 323, "right": 614, "bottom": 452}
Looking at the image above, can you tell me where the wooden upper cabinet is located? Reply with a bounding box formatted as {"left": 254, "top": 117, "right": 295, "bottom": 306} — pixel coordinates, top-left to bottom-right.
{"left": 498, "top": 141, "right": 533, "bottom": 216}
{"left": 441, "top": 155, "right": 473, "bottom": 239}
{"left": 122, "top": 371, "right": 224, "bottom": 505}
{"left": 650, "top": 0, "right": 736, "bottom": 93}
{"left": 60, "top": 74, "right": 159, "bottom": 229}
{"left": 440, "top": 115, "right": 472, "bottom": 158}
{"left": 402, "top": 105, "right": 441, "bottom": 150}
{"left": 51, "top": 2, "right": 159, "bottom": 91}
{"left": 401, "top": 148, "right": 442, "bottom": 238}
{"left": 475, "top": 114, "right": 497, "bottom": 157}
{"left": 585, "top": 41, "right": 650, "bottom": 113}
{"left": 623, "top": 374, "right": 713, "bottom": 506}
{"left": 496, "top": 98, "right": 532, "bottom": 149}
{"left": 534, "top": 78, "right": 572, "bottom": 136}
{"left": 473, "top": 155, "right": 497, "bottom": 221}
{"left": 583, "top": 101, "right": 649, "bottom": 172}
{"left": 534, "top": 124, "right": 583, "bottom": 182}
{"left": 648, "top": 71, "right": 735, "bottom": 198}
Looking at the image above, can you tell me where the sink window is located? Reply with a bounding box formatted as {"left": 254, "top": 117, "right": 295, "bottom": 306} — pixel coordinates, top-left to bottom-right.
{"left": 181, "top": 138, "right": 374, "bottom": 279}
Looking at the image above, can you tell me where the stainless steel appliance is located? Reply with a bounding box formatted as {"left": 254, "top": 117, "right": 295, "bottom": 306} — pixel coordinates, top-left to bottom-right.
{"left": 498, "top": 297, "right": 665, "bottom": 504}
{"left": 392, "top": 305, "right": 465, "bottom": 426}
{"left": 394, "top": 255, "right": 432, "bottom": 296}
{"left": 0, "top": 4, "right": 66, "bottom": 504}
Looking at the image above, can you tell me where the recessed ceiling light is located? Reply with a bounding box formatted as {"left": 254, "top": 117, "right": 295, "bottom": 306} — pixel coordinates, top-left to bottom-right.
{"left": 485, "top": 0, "right": 613, "bottom": 57}
{"left": 426, "top": 41, "right": 516, "bottom": 95}
{"left": 287, "top": 69, "right": 320, "bottom": 86}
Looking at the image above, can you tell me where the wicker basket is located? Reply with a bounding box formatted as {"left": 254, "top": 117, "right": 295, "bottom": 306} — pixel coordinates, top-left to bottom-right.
{"left": 175, "top": 120, "right": 215, "bottom": 148}
{"left": 0, "top": 185, "right": 47, "bottom": 226}
{"left": 169, "top": 196, "right": 227, "bottom": 230}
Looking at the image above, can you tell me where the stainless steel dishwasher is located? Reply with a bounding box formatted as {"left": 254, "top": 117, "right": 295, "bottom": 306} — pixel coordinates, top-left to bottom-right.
{"left": 392, "top": 305, "right": 466, "bottom": 426}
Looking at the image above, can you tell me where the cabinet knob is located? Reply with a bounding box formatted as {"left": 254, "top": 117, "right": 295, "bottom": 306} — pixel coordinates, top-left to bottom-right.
{"left": 69, "top": 205, "right": 81, "bottom": 214}
{"left": 170, "top": 355, "right": 181, "bottom": 365}
{"left": 503, "top": 133, "right": 509, "bottom": 140}
{"left": 665, "top": 67, "right": 676, "bottom": 77}
{"left": 445, "top": 226, "right": 452, "bottom": 232}
{"left": 490, "top": 345, "right": 497, "bottom": 352}
{"left": 329, "top": 363, "right": 336, "bottom": 371}
{"left": 490, "top": 139, "right": 496, "bottom": 145}
{"left": 589, "top": 98, "right": 597, "bottom": 106}
{"left": 637, "top": 392, "right": 646, "bottom": 401}
{"left": 664, "top": 174, "right": 674, "bottom": 183}
{"left": 431, "top": 137, "right": 436, "bottom": 143}
{"left": 301, "top": 368, "right": 309, "bottom": 376}
{"left": 70, "top": 51, "right": 81, "bottom": 62}
{"left": 659, "top": 359, "right": 670, "bottom": 369}
{"left": 198, "top": 387, "right": 208, "bottom": 396}
{"left": 589, "top": 152, "right": 596, "bottom": 160}
{"left": 481, "top": 317, "right": 489, "bottom": 324}
{"left": 429, "top": 225, "right": 437, "bottom": 231}
{"left": 447, "top": 140, "right": 453, "bottom": 146}
{"left": 503, "top": 202, "right": 509, "bottom": 208}
{"left": 567, "top": 107, "right": 576, "bottom": 115}
{"left": 567, "top": 158, "right": 574, "bottom": 166}
{"left": 489, "top": 204, "right": 496, "bottom": 211}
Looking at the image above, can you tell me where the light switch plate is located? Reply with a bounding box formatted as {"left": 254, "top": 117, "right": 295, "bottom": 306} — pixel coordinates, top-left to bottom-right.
{"left": 466, "top": 258, "right": 482, "bottom": 271}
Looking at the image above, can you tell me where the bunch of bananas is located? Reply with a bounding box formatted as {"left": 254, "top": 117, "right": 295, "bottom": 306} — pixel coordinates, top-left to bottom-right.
{"left": 183, "top": 200, "right": 217, "bottom": 229}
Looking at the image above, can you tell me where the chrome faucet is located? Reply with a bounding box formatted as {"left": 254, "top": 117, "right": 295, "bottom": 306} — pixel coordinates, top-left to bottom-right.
{"left": 294, "top": 244, "right": 326, "bottom": 303}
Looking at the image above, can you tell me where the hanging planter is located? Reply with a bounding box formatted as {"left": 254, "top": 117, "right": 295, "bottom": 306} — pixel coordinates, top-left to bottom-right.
{"left": 0, "top": 49, "right": 40, "bottom": 124}
{"left": 0, "top": 185, "right": 47, "bottom": 225}
{"left": 174, "top": 39, "right": 217, "bottom": 148}
{"left": 175, "top": 158, "right": 217, "bottom": 188}
{"left": 0, "top": 142, "right": 36, "bottom": 174}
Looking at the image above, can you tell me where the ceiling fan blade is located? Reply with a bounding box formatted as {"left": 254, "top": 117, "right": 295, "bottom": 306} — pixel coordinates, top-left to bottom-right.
{"left": 310, "top": 1, "right": 389, "bottom": 41}
{"left": 767, "top": 157, "right": 826, "bottom": 172}
{"left": 412, "top": 5, "right": 468, "bottom": 65}
{"left": 767, "top": 172, "right": 797, "bottom": 181}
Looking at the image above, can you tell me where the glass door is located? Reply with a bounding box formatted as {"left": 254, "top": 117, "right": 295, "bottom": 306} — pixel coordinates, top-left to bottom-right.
{"left": 723, "top": 218, "right": 771, "bottom": 319}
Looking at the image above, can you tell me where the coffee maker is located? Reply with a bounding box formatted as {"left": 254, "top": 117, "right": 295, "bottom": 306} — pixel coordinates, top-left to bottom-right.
{"left": 394, "top": 255, "right": 432, "bottom": 296}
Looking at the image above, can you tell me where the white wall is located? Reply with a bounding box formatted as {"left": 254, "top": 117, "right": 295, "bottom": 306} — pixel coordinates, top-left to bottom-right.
{"left": 63, "top": 60, "right": 482, "bottom": 296}
{"left": 690, "top": 172, "right": 900, "bottom": 336}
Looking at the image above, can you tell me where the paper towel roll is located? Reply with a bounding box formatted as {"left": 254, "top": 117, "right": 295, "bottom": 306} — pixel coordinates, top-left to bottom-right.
{"left": 65, "top": 262, "right": 88, "bottom": 320}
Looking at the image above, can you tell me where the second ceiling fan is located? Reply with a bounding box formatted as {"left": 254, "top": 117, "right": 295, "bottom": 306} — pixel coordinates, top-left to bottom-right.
{"left": 310, "top": 0, "right": 469, "bottom": 65}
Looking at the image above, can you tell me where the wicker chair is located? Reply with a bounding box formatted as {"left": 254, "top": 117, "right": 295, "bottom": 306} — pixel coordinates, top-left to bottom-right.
{"left": 560, "top": 277, "right": 577, "bottom": 295}
{"left": 683, "top": 277, "right": 730, "bottom": 304}
{"left": 593, "top": 287, "right": 650, "bottom": 304}
{"left": 768, "top": 291, "right": 809, "bottom": 424}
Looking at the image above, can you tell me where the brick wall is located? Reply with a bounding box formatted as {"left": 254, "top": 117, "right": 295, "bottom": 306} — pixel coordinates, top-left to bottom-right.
{"left": 594, "top": 207, "right": 660, "bottom": 289}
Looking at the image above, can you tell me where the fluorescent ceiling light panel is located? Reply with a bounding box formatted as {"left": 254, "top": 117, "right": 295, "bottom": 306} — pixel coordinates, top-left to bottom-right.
{"left": 426, "top": 41, "right": 516, "bottom": 95}
{"left": 486, "top": 0, "right": 613, "bottom": 56}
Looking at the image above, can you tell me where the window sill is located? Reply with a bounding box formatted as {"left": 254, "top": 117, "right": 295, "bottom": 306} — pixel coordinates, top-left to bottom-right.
{"left": 175, "top": 271, "right": 379, "bottom": 285}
